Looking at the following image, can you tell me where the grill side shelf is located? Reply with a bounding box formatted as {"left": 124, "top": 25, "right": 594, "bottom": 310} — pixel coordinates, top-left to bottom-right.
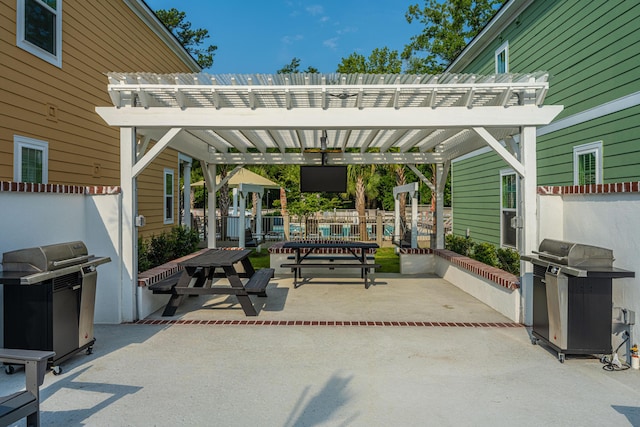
{"left": 4, "top": 256, "right": 111, "bottom": 285}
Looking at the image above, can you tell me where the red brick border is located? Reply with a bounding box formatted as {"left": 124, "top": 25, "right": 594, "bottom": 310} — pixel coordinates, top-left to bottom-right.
{"left": 433, "top": 249, "right": 520, "bottom": 290}
{"left": 268, "top": 240, "right": 377, "bottom": 255}
{"left": 131, "top": 319, "right": 522, "bottom": 327}
{"left": 0, "top": 180, "right": 121, "bottom": 195}
{"left": 398, "top": 248, "right": 433, "bottom": 255}
{"left": 538, "top": 181, "right": 640, "bottom": 195}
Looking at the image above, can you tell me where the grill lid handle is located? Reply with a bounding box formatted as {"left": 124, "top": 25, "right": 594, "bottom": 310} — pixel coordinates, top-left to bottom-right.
{"left": 52, "top": 255, "right": 91, "bottom": 268}
{"left": 531, "top": 251, "right": 566, "bottom": 262}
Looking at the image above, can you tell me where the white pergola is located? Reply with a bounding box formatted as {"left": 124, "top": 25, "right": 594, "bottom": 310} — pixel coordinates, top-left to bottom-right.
{"left": 96, "top": 72, "right": 562, "bottom": 321}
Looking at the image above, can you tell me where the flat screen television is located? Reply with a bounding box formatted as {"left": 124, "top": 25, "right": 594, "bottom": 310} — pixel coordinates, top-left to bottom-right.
{"left": 300, "top": 166, "right": 347, "bottom": 193}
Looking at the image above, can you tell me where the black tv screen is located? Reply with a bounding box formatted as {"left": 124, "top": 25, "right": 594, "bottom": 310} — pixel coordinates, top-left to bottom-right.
{"left": 300, "top": 166, "right": 347, "bottom": 193}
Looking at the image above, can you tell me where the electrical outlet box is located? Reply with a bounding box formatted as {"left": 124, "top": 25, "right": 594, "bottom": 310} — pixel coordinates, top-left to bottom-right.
{"left": 135, "top": 215, "right": 146, "bottom": 227}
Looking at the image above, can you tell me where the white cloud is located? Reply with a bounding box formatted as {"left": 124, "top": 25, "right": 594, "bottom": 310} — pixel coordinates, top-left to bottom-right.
{"left": 336, "top": 26, "right": 357, "bottom": 35}
{"left": 281, "top": 34, "right": 304, "bottom": 45}
{"left": 306, "top": 5, "right": 324, "bottom": 16}
{"left": 323, "top": 37, "right": 339, "bottom": 49}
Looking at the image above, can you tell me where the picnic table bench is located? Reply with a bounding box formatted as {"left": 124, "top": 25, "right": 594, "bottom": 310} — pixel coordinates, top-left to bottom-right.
{"left": 150, "top": 249, "right": 274, "bottom": 317}
{"left": 280, "top": 241, "right": 380, "bottom": 289}
{"left": 0, "top": 348, "right": 55, "bottom": 427}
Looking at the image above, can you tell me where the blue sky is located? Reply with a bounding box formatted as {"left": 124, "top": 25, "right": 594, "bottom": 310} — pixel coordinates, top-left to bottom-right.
{"left": 144, "top": 0, "right": 418, "bottom": 74}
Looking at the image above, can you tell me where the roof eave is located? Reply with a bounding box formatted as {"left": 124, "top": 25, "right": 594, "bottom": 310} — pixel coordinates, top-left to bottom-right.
{"left": 446, "top": 0, "right": 534, "bottom": 73}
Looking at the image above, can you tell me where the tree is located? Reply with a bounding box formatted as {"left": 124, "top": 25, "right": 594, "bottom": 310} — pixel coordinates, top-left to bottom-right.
{"left": 337, "top": 47, "right": 402, "bottom": 74}
{"left": 388, "top": 164, "right": 408, "bottom": 229}
{"left": 155, "top": 8, "right": 217, "bottom": 69}
{"left": 277, "top": 57, "right": 319, "bottom": 74}
{"left": 402, "top": 0, "right": 503, "bottom": 73}
{"left": 347, "top": 165, "right": 380, "bottom": 239}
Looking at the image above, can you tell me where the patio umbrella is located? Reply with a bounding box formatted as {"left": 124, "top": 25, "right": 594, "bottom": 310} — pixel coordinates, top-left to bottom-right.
{"left": 191, "top": 167, "right": 280, "bottom": 189}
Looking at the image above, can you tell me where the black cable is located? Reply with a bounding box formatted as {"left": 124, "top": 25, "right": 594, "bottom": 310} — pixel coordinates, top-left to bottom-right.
{"left": 601, "top": 333, "right": 631, "bottom": 371}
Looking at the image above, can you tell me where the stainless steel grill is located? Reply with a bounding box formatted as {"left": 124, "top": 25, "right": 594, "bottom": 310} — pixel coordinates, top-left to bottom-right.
{"left": 525, "top": 239, "right": 615, "bottom": 276}
{"left": 0, "top": 241, "right": 110, "bottom": 374}
{"left": 522, "top": 239, "right": 634, "bottom": 363}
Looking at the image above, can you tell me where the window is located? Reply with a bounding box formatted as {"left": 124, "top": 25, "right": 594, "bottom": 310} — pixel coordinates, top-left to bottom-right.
{"left": 14, "top": 135, "right": 48, "bottom": 183}
{"left": 500, "top": 170, "right": 517, "bottom": 247}
{"left": 164, "top": 169, "right": 174, "bottom": 224}
{"left": 17, "top": 0, "right": 62, "bottom": 67}
{"left": 573, "top": 141, "right": 602, "bottom": 185}
{"left": 495, "top": 41, "right": 509, "bottom": 74}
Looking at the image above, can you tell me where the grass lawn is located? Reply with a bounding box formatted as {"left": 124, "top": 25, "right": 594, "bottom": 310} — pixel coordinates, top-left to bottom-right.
{"left": 248, "top": 246, "right": 400, "bottom": 273}
{"left": 374, "top": 247, "right": 399, "bottom": 273}
{"left": 248, "top": 249, "right": 270, "bottom": 269}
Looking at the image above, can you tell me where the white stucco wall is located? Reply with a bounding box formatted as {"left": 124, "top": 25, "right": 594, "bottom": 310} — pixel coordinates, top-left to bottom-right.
{"left": 538, "top": 193, "right": 640, "bottom": 350}
{"left": 0, "top": 191, "right": 123, "bottom": 340}
{"left": 435, "top": 257, "right": 521, "bottom": 322}
{"left": 85, "top": 193, "right": 123, "bottom": 324}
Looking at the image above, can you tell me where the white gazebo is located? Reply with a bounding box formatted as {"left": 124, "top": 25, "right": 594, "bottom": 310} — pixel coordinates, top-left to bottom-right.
{"left": 192, "top": 166, "right": 280, "bottom": 246}
{"left": 96, "top": 72, "right": 562, "bottom": 321}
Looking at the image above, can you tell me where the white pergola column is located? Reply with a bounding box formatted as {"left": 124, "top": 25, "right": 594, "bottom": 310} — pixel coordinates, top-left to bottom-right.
{"left": 232, "top": 188, "right": 238, "bottom": 215}
{"left": 393, "top": 182, "right": 419, "bottom": 248}
{"left": 394, "top": 197, "right": 401, "bottom": 245}
{"left": 435, "top": 162, "right": 450, "bottom": 249}
{"left": 520, "top": 126, "right": 538, "bottom": 325}
{"left": 238, "top": 183, "right": 264, "bottom": 248}
{"left": 204, "top": 163, "right": 217, "bottom": 248}
{"left": 256, "top": 196, "right": 263, "bottom": 243}
{"left": 120, "top": 127, "right": 137, "bottom": 323}
{"left": 180, "top": 154, "right": 192, "bottom": 229}
{"left": 411, "top": 191, "right": 418, "bottom": 248}
{"left": 239, "top": 188, "right": 247, "bottom": 247}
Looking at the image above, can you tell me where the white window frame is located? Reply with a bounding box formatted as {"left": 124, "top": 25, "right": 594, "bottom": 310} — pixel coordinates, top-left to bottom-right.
{"left": 495, "top": 41, "right": 509, "bottom": 74}
{"left": 164, "top": 168, "right": 175, "bottom": 224}
{"left": 500, "top": 169, "right": 517, "bottom": 248}
{"left": 14, "top": 135, "right": 49, "bottom": 183}
{"left": 573, "top": 141, "right": 603, "bottom": 185}
{"left": 17, "top": 0, "right": 63, "bottom": 68}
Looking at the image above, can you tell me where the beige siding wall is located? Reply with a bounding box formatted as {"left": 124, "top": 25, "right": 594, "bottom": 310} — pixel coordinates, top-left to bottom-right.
{"left": 0, "top": 0, "right": 196, "bottom": 234}
{"left": 137, "top": 142, "right": 181, "bottom": 239}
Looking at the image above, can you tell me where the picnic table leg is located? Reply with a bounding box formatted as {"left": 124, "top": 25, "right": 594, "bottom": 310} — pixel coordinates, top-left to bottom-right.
{"left": 239, "top": 257, "right": 256, "bottom": 277}
{"left": 293, "top": 248, "right": 300, "bottom": 288}
{"left": 161, "top": 270, "right": 192, "bottom": 316}
{"left": 223, "top": 265, "right": 258, "bottom": 316}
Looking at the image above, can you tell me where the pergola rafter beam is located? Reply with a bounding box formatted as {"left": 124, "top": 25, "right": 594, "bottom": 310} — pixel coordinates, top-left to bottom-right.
{"left": 203, "top": 152, "right": 445, "bottom": 165}
{"left": 96, "top": 105, "right": 563, "bottom": 129}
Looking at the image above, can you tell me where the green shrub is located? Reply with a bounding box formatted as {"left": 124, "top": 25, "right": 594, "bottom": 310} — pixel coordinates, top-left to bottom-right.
{"left": 497, "top": 247, "right": 520, "bottom": 276}
{"left": 445, "top": 234, "right": 472, "bottom": 256}
{"left": 137, "top": 226, "right": 200, "bottom": 272}
{"left": 445, "top": 234, "right": 520, "bottom": 276}
{"left": 138, "top": 237, "right": 152, "bottom": 272}
{"left": 471, "top": 242, "right": 499, "bottom": 268}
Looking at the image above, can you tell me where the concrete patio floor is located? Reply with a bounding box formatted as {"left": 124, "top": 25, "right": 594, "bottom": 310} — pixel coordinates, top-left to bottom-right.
{"left": 3, "top": 274, "right": 640, "bottom": 426}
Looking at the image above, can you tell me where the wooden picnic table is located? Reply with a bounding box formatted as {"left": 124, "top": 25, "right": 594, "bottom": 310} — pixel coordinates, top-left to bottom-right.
{"left": 159, "top": 249, "right": 273, "bottom": 317}
{"left": 280, "top": 241, "right": 380, "bottom": 288}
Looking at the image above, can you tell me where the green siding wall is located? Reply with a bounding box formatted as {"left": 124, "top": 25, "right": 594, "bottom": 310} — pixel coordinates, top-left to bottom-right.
{"left": 460, "top": 1, "right": 640, "bottom": 118}
{"left": 452, "top": 152, "right": 509, "bottom": 245}
{"left": 538, "top": 105, "right": 640, "bottom": 185}
{"left": 449, "top": 0, "right": 640, "bottom": 242}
